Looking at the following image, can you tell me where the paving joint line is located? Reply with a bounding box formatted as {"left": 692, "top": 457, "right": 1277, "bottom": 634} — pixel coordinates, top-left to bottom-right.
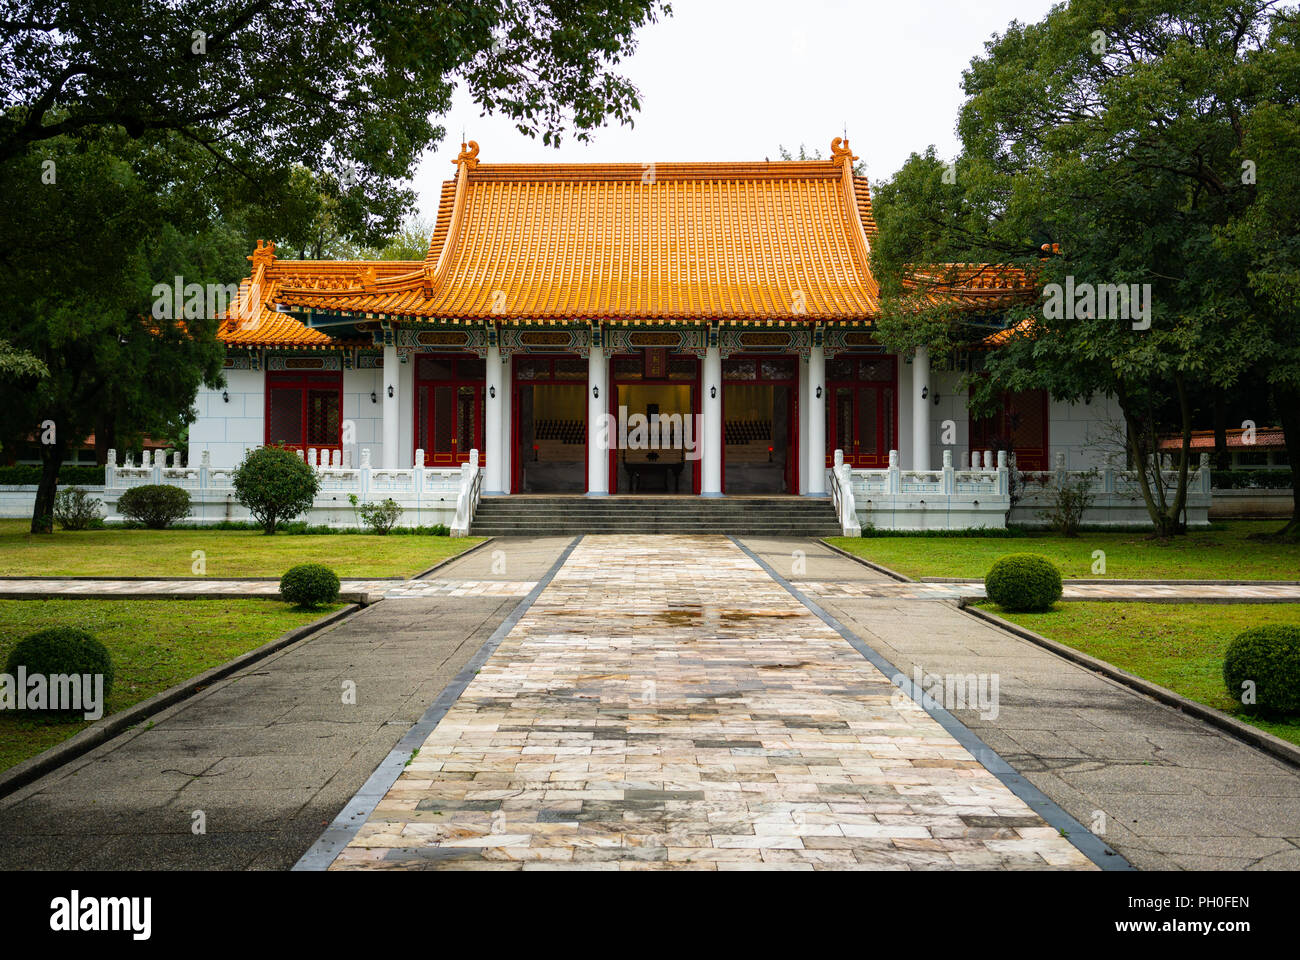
{"left": 730, "top": 535, "right": 1134, "bottom": 872}
{"left": 292, "top": 535, "right": 584, "bottom": 871}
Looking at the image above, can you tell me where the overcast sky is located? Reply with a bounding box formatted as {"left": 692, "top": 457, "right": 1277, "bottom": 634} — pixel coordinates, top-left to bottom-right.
{"left": 410, "top": 0, "right": 1060, "bottom": 219}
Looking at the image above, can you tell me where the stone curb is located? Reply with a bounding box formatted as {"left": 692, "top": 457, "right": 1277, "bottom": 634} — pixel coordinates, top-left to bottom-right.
{"left": 817, "top": 539, "right": 914, "bottom": 582}
{"left": 0, "top": 590, "right": 374, "bottom": 604}
{"left": 0, "top": 603, "right": 363, "bottom": 801}
{"left": 411, "top": 536, "right": 495, "bottom": 580}
{"left": 958, "top": 601, "right": 1300, "bottom": 770}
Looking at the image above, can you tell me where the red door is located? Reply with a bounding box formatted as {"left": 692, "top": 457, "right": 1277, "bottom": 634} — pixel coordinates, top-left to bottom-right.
{"left": 415, "top": 355, "right": 485, "bottom": 466}
{"left": 825, "top": 355, "right": 897, "bottom": 468}
{"left": 265, "top": 370, "right": 343, "bottom": 460}
{"left": 969, "top": 388, "right": 1050, "bottom": 471}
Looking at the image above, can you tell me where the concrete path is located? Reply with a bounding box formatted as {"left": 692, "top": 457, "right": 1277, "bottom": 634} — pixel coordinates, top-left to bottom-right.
{"left": 0, "top": 538, "right": 572, "bottom": 870}
{"left": 326, "top": 536, "right": 1096, "bottom": 871}
{"left": 758, "top": 539, "right": 1300, "bottom": 870}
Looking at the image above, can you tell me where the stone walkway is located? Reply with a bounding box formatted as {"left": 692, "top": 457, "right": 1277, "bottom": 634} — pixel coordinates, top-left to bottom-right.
{"left": 0, "top": 538, "right": 574, "bottom": 870}
{"left": 799, "top": 580, "right": 1300, "bottom": 602}
{"left": 0, "top": 578, "right": 535, "bottom": 601}
{"left": 5, "top": 577, "right": 1295, "bottom": 603}
{"left": 328, "top": 536, "right": 1096, "bottom": 870}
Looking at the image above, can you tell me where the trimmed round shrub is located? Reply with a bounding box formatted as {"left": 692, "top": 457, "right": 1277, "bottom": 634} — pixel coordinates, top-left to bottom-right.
{"left": 280, "top": 563, "right": 340, "bottom": 608}
{"left": 984, "top": 554, "right": 1063, "bottom": 612}
{"left": 231, "top": 445, "right": 320, "bottom": 534}
{"left": 117, "top": 484, "right": 191, "bottom": 529}
{"left": 4, "top": 627, "right": 115, "bottom": 712}
{"left": 1223, "top": 626, "right": 1300, "bottom": 718}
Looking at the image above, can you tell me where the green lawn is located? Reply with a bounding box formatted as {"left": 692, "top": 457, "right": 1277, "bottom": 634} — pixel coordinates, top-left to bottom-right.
{"left": 983, "top": 601, "right": 1300, "bottom": 747}
{"left": 0, "top": 597, "right": 344, "bottom": 772}
{"left": 0, "top": 519, "right": 483, "bottom": 578}
{"left": 829, "top": 520, "right": 1300, "bottom": 581}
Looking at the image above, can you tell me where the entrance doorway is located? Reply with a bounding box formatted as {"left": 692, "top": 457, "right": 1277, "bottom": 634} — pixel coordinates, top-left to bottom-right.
{"left": 414, "top": 354, "right": 485, "bottom": 466}
{"left": 970, "top": 387, "right": 1050, "bottom": 471}
{"left": 722, "top": 355, "right": 798, "bottom": 493}
{"left": 513, "top": 354, "right": 587, "bottom": 492}
{"left": 826, "top": 354, "right": 897, "bottom": 468}
{"left": 608, "top": 351, "right": 701, "bottom": 494}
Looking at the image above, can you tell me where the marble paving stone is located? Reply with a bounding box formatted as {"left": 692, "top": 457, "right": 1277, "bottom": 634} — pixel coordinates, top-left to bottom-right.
{"left": 330, "top": 536, "right": 1096, "bottom": 871}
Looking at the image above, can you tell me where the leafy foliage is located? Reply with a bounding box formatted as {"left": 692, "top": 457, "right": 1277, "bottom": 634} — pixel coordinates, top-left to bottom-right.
{"left": 279, "top": 563, "right": 341, "bottom": 609}
{"left": 355, "top": 497, "right": 403, "bottom": 535}
{"left": 1037, "top": 470, "right": 1098, "bottom": 537}
{"left": 871, "top": 1, "right": 1298, "bottom": 536}
{"left": 232, "top": 446, "right": 320, "bottom": 535}
{"left": 1223, "top": 625, "right": 1300, "bottom": 718}
{"left": 116, "top": 484, "right": 192, "bottom": 529}
{"left": 984, "top": 553, "right": 1063, "bottom": 612}
{"left": 4, "top": 627, "right": 115, "bottom": 709}
{"left": 53, "top": 487, "right": 103, "bottom": 530}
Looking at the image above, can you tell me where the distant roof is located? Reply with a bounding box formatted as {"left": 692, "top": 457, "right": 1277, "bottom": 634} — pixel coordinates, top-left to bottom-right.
{"left": 1157, "top": 427, "right": 1287, "bottom": 452}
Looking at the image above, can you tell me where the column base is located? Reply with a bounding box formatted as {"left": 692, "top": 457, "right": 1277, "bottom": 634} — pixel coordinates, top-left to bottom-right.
{"left": 699, "top": 492, "right": 725, "bottom": 498}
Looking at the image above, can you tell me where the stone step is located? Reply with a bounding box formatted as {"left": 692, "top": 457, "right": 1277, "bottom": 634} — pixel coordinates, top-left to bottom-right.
{"left": 470, "top": 495, "right": 840, "bottom": 536}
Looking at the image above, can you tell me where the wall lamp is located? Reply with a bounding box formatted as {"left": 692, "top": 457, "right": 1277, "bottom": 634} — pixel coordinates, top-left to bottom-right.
{"left": 921, "top": 386, "right": 929, "bottom": 400}
{"left": 710, "top": 386, "right": 717, "bottom": 399}
{"left": 221, "top": 390, "right": 229, "bottom": 403}
{"left": 387, "top": 385, "right": 394, "bottom": 399}
{"left": 489, "top": 385, "right": 496, "bottom": 399}
{"left": 815, "top": 386, "right": 822, "bottom": 399}
{"left": 592, "top": 385, "right": 600, "bottom": 399}
{"left": 370, "top": 391, "right": 377, "bottom": 404}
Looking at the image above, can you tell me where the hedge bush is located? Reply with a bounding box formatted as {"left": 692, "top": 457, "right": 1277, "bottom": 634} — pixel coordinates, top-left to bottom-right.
{"left": 4, "top": 627, "right": 115, "bottom": 712}
{"left": 984, "top": 554, "right": 1063, "bottom": 612}
{"left": 0, "top": 464, "right": 105, "bottom": 486}
{"left": 117, "top": 484, "right": 192, "bottom": 528}
{"left": 53, "top": 486, "right": 103, "bottom": 530}
{"left": 357, "top": 497, "right": 403, "bottom": 534}
{"left": 1211, "top": 469, "right": 1293, "bottom": 490}
{"left": 231, "top": 445, "right": 320, "bottom": 534}
{"left": 1222, "top": 625, "right": 1300, "bottom": 718}
{"left": 279, "top": 563, "right": 340, "bottom": 608}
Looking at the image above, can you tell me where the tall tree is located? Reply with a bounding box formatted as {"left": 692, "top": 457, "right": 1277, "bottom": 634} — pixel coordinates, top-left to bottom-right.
{"left": 0, "top": 0, "right": 671, "bottom": 530}
{"left": 872, "top": 0, "right": 1289, "bottom": 537}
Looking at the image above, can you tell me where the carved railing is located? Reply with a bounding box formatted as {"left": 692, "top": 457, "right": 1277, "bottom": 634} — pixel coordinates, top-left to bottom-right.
{"left": 828, "top": 450, "right": 861, "bottom": 536}
{"left": 450, "top": 450, "right": 484, "bottom": 538}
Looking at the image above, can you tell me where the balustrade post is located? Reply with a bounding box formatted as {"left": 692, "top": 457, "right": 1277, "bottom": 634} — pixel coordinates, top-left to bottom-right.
{"left": 997, "top": 450, "right": 1009, "bottom": 496}
{"left": 106, "top": 449, "right": 117, "bottom": 488}
{"left": 360, "top": 448, "right": 372, "bottom": 499}
{"left": 888, "top": 449, "right": 901, "bottom": 495}
{"left": 942, "top": 449, "right": 954, "bottom": 495}
{"left": 199, "top": 450, "right": 210, "bottom": 491}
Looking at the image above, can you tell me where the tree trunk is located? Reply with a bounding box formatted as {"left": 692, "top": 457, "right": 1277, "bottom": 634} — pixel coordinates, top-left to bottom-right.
{"left": 31, "top": 438, "right": 65, "bottom": 533}
{"left": 94, "top": 410, "right": 116, "bottom": 466}
{"left": 1212, "top": 386, "right": 1230, "bottom": 472}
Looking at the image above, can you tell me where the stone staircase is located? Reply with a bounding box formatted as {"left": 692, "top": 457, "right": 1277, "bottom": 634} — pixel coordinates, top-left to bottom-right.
{"left": 470, "top": 496, "right": 842, "bottom": 537}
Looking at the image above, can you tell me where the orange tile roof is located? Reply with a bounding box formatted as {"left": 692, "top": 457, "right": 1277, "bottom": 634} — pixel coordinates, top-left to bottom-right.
{"left": 902, "top": 263, "right": 1038, "bottom": 314}
{"left": 219, "top": 140, "right": 1032, "bottom": 344}
{"left": 1157, "top": 428, "right": 1287, "bottom": 452}
{"left": 275, "top": 138, "right": 881, "bottom": 323}
{"left": 217, "top": 242, "right": 421, "bottom": 347}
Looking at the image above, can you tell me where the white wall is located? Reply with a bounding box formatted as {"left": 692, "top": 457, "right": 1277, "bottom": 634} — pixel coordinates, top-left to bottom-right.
{"left": 189, "top": 369, "right": 264, "bottom": 468}
{"left": 189, "top": 367, "right": 392, "bottom": 469}
{"left": 1048, "top": 394, "right": 1125, "bottom": 470}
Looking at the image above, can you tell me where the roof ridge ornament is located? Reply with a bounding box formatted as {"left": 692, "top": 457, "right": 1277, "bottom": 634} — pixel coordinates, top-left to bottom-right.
{"left": 248, "top": 239, "right": 276, "bottom": 267}
{"left": 830, "top": 137, "right": 858, "bottom": 167}
{"left": 455, "top": 140, "right": 480, "bottom": 170}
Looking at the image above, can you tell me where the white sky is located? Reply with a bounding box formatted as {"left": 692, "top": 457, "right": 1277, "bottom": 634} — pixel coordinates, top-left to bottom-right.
{"left": 410, "top": 0, "right": 1060, "bottom": 220}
